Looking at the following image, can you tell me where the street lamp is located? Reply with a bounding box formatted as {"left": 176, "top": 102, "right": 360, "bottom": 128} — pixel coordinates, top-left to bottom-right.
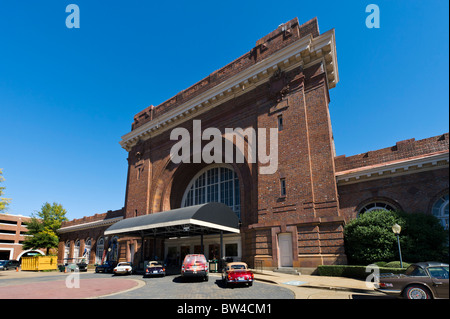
{"left": 392, "top": 223, "right": 403, "bottom": 268}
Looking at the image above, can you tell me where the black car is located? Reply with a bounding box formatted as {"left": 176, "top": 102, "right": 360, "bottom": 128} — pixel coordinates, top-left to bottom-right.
{"left": 0, "top": 260, "right": 20, "bottom": 270}
{"left": 144, "top": 261, "right": 166, "bottom": 277}
{"left": 95, "top": 261, "right": 117, "bottom": 273}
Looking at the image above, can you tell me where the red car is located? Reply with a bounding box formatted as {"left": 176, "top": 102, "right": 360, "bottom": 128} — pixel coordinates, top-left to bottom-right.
{"left": 222, "top": 262, "right": 254, "bottom": 287}
{"left": 181, "top": 254, "right": 209, "bottom": 281}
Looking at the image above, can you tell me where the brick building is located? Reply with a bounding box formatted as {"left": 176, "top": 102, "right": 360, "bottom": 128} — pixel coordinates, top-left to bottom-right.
{"left": 57, "top": 17, "right": 449, "bottom": 271}
{"left": 0, "top": 213, "right": 46, "bottom": 260}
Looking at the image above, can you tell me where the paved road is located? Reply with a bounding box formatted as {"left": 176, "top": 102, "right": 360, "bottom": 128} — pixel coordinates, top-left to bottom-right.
{"left": 0, "top": 271, "right": 294, "bottom": 299}
{"left": 99, "top": 273, "right": 294, "bottom": 299}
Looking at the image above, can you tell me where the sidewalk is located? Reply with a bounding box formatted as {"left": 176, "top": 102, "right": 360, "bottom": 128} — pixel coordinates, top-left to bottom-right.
{"left": 250, "top": 269, "right": 379, "bottom": 299}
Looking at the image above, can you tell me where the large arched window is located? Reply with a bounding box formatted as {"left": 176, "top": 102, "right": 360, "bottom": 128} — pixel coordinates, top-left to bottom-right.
{"left": 358, "top": 201, "right": 397, "bottom": 215}
{"left": 73, "top": 240, "right": 80, "bottom": 260}
{"left": 96, "top": 237, "right": 104, "bottom": 264}
{"left": 182, "top": 165, "right": 241, "bottom": 218}
{"left": 83, "top": 238, "right": 92, "bottom": 264}
{"left": 432, "top": 193, "right": 449, "bottom": 230}
{"left": 64, "top": 241, "right": 70, "bottom": 262}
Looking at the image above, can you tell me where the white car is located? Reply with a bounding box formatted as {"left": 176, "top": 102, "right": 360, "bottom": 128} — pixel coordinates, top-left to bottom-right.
{"left": 113, "top": 262, "right": 133, "bottom": 275}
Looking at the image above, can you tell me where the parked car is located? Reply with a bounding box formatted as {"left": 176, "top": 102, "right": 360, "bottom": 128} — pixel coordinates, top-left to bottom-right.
{"left": 222, "top": 262, "right": 254, "bottom": 287}
{"left": 113, "top": 262, "right": 133, "bottom": 275}
{"left": 0, "top": 260, "right": 20, "bottom": 271}
{"left": 181, "top": 254, "right": 209, "bottom": 281}
{"left": 144, "top": 261, "right": 165, "bottom": 277}
{"left": 64, "top": 258, "right": 88, "bottom": 272}
{"left": 95, "top": 260, "right": 117, "bottom": 273}
{"left": 376, "top": 262, "right": 449, "bottom": 299}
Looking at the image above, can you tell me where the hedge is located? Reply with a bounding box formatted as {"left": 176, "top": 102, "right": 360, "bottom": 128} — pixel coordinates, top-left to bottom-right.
{"left": 317, "top": 265, "right": 407, "bottom": 280}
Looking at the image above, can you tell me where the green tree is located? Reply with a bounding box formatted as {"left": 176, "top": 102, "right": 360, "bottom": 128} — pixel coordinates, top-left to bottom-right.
{"left": 344, "top": 210, "right": 447, "bottom": 265}
{"left": 0, "top": 169, "right": 12, "bottom": 212}
{"left": 22, "top": 202, "right": 68, "bottom": 255}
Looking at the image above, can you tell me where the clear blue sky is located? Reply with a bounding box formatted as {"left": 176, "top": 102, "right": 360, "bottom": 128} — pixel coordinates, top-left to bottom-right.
{"left": 1, "top": 0, "right": 448, "bottom": 220}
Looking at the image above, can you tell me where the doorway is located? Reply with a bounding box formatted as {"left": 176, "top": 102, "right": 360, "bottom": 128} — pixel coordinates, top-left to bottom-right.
{"left": 278, "top": 233, "right": 293, "bottom": 267}
{"left": 129, "top": 244, "right": 135, "bottom": 263}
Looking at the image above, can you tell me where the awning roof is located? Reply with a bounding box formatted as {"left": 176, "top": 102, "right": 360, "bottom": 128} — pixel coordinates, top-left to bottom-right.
{"left": 104, "top": 202, "right": 240, "bottom": 238}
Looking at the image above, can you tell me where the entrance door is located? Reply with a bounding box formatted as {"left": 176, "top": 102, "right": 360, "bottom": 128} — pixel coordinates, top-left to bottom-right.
{"left": 278, "top": 233, "right": 293, "bottom": 267}
{"left": 129, "top": 244, "right": 135, "bottom": 263}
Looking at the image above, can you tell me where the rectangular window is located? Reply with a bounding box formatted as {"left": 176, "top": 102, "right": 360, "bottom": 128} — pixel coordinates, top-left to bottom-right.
{"left": 277, "top": 114, "right": 284, "bottom": 131}
{"left": 280, "top": 178, "right": 286, "bottom": 197}
{"left": 225, "top": 243, "right": 238, "bottom": 257}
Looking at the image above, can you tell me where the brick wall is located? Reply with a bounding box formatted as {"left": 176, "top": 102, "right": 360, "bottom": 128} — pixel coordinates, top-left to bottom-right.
{"left": 335, "top": 133, "right": 449, "bottom": 172}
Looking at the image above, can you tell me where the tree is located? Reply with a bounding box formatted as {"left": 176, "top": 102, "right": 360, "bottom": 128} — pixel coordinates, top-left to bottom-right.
{"left": 344, "top": 210, "right": 447, "bottom": 265}
{"left": 22, "top": 202, "right": 68, "bottom": 255}
{"left": 0, "top": 169, "right": 12, "bottom": 212}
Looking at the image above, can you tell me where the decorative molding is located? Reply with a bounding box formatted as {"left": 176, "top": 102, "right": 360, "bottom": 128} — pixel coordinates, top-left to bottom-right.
{"left": 336, "top": 151, "right": 449, "bottom": 185}
{"left": 119, "top": 29, "right": 338, "bottom": 152}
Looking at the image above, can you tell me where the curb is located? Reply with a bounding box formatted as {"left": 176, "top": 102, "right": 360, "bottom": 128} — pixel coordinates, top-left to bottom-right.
{"left": 253, "top": 274, "right": 377, "bottom": 295}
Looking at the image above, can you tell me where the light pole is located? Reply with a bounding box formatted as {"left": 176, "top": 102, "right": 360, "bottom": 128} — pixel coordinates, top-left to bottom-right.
{"left": 392, "top": 223, "right": 403, "bottom": 268}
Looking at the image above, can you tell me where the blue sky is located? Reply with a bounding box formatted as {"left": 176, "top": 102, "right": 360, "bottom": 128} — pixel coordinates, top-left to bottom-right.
{"left": 1, "top": 0, "right": 448, "bottom": 220}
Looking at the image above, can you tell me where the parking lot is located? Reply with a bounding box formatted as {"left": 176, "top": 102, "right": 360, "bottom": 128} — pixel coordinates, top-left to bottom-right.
{"left": 0, "top": 270, "right": 294, "bottom": 299}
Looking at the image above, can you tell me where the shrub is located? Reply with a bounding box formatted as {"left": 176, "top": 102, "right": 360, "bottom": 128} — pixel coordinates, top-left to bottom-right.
{"left": 317, "top": 265, "right": 406, "bottom": 279}
{"left": 384, "top": 261, "right": 411, "bottom": 268}
{"left": 344, "top": 210, "right": 447, "bottom": 265}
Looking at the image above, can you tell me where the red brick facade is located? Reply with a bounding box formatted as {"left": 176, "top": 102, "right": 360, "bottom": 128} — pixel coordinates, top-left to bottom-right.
{"left": 0, "top": 213, "right": 41, "bottom": 260}
{"left": 336, "top": 134, "right": 449, "bottom": 221}
{"left": 56, "top": 17, "right": 449, "bottom": 271}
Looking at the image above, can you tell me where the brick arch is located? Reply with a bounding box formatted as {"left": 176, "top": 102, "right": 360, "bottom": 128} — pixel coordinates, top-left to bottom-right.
{"left": 427, "top": 188, "right": 449, "bottom": 215}
{"left": 148, "top": 136, "right": 254, "bottom": 224}
{"left": 355, "top": 196, "right": 403, "bottom": 216}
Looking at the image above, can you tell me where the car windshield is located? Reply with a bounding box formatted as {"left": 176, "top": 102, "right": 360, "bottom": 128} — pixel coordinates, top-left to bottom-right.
{"left": 405, "top": 265, "right": 427, "bottom": 277}
{"left": 184, "top": 255, "right": 206, "bottom": 264}
{"left": 118, "top": 263, "right": 130, "bottom": 267}
{"left": 428, "top": 266, "right": 449, "bottom": 279}
{"left": 148, "top": 262, "right": 162, "bottom": 267}
{"left": 230, "top": 264, "right": 246, "bottom": 270}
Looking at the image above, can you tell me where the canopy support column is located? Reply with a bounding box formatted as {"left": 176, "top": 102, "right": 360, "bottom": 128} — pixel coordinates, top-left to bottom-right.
{"left": 219, "top": 231, "right": 224, "bottom": 270}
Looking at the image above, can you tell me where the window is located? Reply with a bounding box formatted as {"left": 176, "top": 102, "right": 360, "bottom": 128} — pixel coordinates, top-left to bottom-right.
{"left": 358, "top": 202, "right": 396, "bottom": 215}
{"left": 280, "top": 178, "right": 286, "bottom": 197}
{"left": 405, "top": 265, "right": 427, "bottom": 277}
{"left": 225, "top": 243, "right": 238, "bottom": 257}
{"left": 83, "top": 238, "right": 91, "bottom": 264}
{"left": 432, "top": 194, "right": 449, "bottom": 230}
{"left": 182, "top": 165, "right": 241, "bottom": 218}
{"left": 277, "top": 115, "right": 283, "bottom": 131}
{"left": 96, "top": 237, "right": 104, "bottom": 264}
{"left": 73, "top": 240, "right": 80, "bottom": 260}
{"left": 428, "top": 266, "right": 449, "bottom": 280}
{"left": 64, "top": 241, "right": 70, "bottom": 261}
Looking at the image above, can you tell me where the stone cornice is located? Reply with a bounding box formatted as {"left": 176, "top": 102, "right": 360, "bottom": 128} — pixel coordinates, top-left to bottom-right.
{"left": 336, "top": 151, "right": 449, "bottom": 185}
{"left": 119, "top": 28, "right": 338, "bottom": 152}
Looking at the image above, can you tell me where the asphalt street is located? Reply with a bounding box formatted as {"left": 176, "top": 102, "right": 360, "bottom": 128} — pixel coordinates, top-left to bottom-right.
{"left": 99, "top": 273, "right": 294, "bottom": 299}
{"left": 0, "top": 271, "right": 294, "bottom": 299}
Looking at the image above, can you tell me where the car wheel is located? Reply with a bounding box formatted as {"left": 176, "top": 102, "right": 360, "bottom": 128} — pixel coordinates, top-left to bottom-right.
{"left": 403, "top": 285, "right": 432, "bottom": 299}
{"left": 204, "top": 275, "right": 209, "bottom": 282}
